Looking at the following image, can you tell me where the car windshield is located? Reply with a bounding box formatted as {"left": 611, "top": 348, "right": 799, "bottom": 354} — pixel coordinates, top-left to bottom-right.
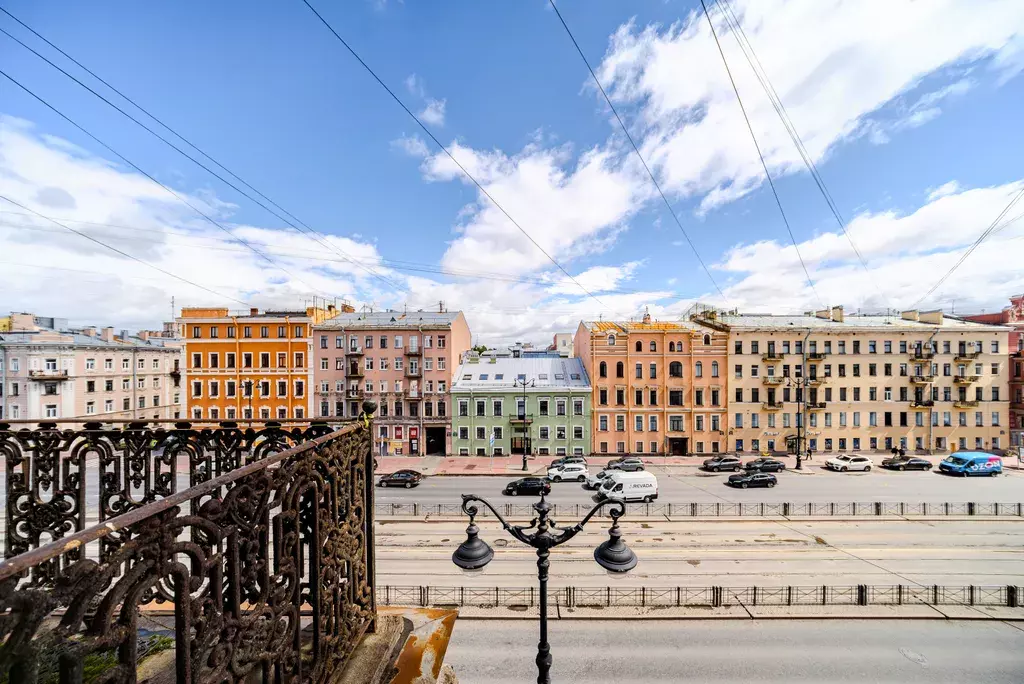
{"left": 947, "top": 456, "right": 970, "bottom": 466}
{"left": 836, "top": 456, "right": 852, "bottom": 462}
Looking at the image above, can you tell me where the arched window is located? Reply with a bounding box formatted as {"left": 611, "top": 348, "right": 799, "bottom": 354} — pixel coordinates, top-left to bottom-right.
{"left": 616, "top": 361, "right": 624, "bottom": 378}
{"left": 669, "top": 361, "right": 683, "bottom": 377}
{"left": 711, "top": 361, "right": 719, "bottom": 377}
{"left": 599, "top": 361, "right": 607, "bottom": 378}
{"left": 649, "top": 341, "right": 657, "bottom": 352}
{"left": 635, "top": 341, "right": 642, "bottom": 352}
{"left": 695, "top": 361, "right": 703, "bottom": 378}
{"left": 608, "top": 334, "right": 616, "bottom": 346}
{"left": 669, "top": 341, "right": 675, "bottom": 352}
{"left": 703, "top": 334, "right": 711, "bottom": 346}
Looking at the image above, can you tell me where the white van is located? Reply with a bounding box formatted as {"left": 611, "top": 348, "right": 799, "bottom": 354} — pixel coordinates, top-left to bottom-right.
{"left": 596, "top": 471, "right": 658, "bottom": 503}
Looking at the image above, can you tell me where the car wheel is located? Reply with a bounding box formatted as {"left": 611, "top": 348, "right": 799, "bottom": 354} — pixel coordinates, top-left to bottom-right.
{"left": 768, "top": 481, "right": 775, "bottom": 488}
{"left": 840, "top": 466, "right": 848, "bottom": 472}
{"left": 553, "top": 476, "right": 562, "bottom": 483}
{"left": 638, "top": 466, "right": 645, "bottom": 471}
{"left": 899, "top": 465, "right": 906, "bottom": 471}
{"left": 990, "top": 471, "right": 998, "bottom": 477}
{"left": 643, "top": 495, "right": 653, "bottom": 503}
{"left": 712, "top": 466, "right": 720, "bottom": 473}
{"left": 741, "top": 482, "right": 748, "bottom": 489}
{"left": 864, "top": 466, "right": 871, "bottom": 472}
{"left": 381, "top": 481, "right": 389, "bottom": 487}
{"left": 511, "top": 489, "right": 518, "bottom": 496}
{"left": 578, "top": 475, "right": 585, "bottom": 482}
{"left": 405, "top": 482, "right": 412, "bottom": 489}
{"left": 733, "top": 466, "right": 741, "bottom": 472}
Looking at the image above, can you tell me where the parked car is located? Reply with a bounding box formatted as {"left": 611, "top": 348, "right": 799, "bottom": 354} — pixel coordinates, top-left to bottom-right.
{"left": 608, "top": 457, "right": 645, "bottom": 472}
{"left": 547, "top": 463, "right": 588, "bottom": 483}
{"left": 595, "top": 471, "right": 659, "bottom": 503}
{"left": 727, "top": 472, "right": 777, "bottom": 489}
{"left": 503, "top": 477, "right": 552, "bottom": 496}
{"left": 743, "top": 458, "right": 786, "bottom": 473}
{"left": 825, "top": 455, "right": 872, "bottom": 472}
{"left": 584, "top": 469, "right": 617, "bottom": 490}
{"left": 939, "top": 452, "right": 1002, "bottom": 477}
{"left": 702, "top": 455, "right": 742, "bottom": 472}
{"left": 549, "top": 456, "right": 587, "bottom": 469}
{"left": 377, "top": 470, "right": 424, "bottom": 488}
{"left": 881, "top": 456, "right": 932, "bottom": 471}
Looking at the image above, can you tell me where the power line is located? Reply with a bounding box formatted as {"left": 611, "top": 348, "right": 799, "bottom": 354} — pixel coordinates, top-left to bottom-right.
{"left": 698, "top": 0, "right": 824, "bottom": 308}
{"left": 546, "top": 0, "right": 731, "bottom": 306}
{"left": 0, "top": 15, "right": 404, "bottom": 294}
{"left": 912, "top": 184, "right": 1024, "bottom": 307}
{"left": 713, "top": 0, "right": 889, "bottom": 308}
{"left": 298, "top": 0, "right": 622, "bottom": 317}
{"left": 0, "top": 67, "right": 335, "bottom": 300}
{"left": 0, "top": 194, "right": 249, "bottom": 305}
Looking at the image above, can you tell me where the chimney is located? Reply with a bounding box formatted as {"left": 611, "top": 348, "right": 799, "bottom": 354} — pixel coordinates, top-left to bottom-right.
{"left": 814, "top": 309, "right": 831, "bottom": 320}
{"left": 101, "top": 327, "right": 114, "bottom": 342}
{"left": 919, "top": 310, "right": 944, "bottom": 325}
{"left": 901, "top": 310, "right": 919, "bottom": 322}
{"left": 120, "top": 329, "right": 130, "bottom": 342}
{"left": 250, "top": 307, "right": 259, "bottom": 316}
{"left": 831, "top": 305, "right": 844, "bottom": 323}
{"left": 642, "top": 306, "right": 651, "bottom": 324}
{"left": 82, "top": 326, "right": 96, "bottom": 337}
{"left": 139, "top": 330, "right": 150, "bottom": 341}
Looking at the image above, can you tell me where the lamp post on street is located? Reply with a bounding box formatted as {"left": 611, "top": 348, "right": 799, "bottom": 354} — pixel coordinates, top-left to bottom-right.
{"left": 452, "top": 493, "right": 636, "bottom": 683}
{"left": 513, "top": 377, "right": 535, "bottom": 471}
{"left": 785, "top": 375, "right": 809, "bottom": 470}
{"left": 244, "top": 380, "right": 253, "bottom": 425}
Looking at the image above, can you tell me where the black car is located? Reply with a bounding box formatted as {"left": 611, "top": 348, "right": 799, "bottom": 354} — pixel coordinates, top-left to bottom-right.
{"left": 727, "top": 472, "right": 777, "bottom": 488}
{"left": 744, "top": 458, "right": 786, "bottom": 473}
{"left": 608, "top": 457, "right": 645, "bottom": 472}
{"left": 881, "top": 456, "right": 933, "bottom": 471}
{"left": 702, "top": 456, "right": 742, "bottom": 472}
{"left": 503, "top": 477, "right": 552, "bottom": 497}
{"left": 377, "top": 470, "right": 424, "bottom": 488}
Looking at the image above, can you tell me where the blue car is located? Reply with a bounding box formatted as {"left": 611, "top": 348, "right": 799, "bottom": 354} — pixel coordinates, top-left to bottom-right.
{"left": 938, "top": 452, "right": 1002, "bottom": 477}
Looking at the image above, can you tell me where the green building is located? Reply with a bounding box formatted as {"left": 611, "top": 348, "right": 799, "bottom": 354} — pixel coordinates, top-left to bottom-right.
{"left": 451, "top": 351, "right": 592, "bottom": 457}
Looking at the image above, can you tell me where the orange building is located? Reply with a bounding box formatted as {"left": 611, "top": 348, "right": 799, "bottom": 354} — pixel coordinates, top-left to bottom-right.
{"left": 177, "top": 306, "right": 344, "bottom": 421}
{"left": 574, "top": 311, "right": 729, "bottom": 456}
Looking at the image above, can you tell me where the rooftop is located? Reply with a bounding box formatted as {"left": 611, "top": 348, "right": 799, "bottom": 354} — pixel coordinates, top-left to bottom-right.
{"left": 583, "top": 320, "right": 702, "bottom": 333}
{"left": 0, "top": 330, "right": 180, "bottom": 350}
{"left": 706, "top": 313, "right": 1009, "bottom": 331}
{"left": 452, "top": 356, "right": 590, "bottom": 391}
{"left": 317, "top": 310, "right": 462, "bottom": 330}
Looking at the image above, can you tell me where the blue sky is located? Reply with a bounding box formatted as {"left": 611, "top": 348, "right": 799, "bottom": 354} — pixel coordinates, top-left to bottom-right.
{"left": 1, "top": 0, "right": 1023, "bottom": 342}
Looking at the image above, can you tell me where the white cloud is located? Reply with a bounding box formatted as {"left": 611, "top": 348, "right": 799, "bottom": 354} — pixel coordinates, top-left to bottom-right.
{"left": 404, "top": 73, "right": 425, "bottom": 98}
{"left": 390, "top": 134, "right": 430, "bottom": 158}
{"left": 418, "top": 98, "right": 446, "bottom": 127}
{"left": 927, "top": 180, "right": 962, "bottom": 201}
{"left": 545, "top": 261, "right": 643, "bottom": 295}
{"left": 594, "top": 0, "right": 1024, "bottom": 210}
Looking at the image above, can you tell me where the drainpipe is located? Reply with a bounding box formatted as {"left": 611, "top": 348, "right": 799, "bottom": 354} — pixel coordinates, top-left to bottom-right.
{"left": 925, "top": 329, "right": 940, "bottom": 454}
{"left": 132, "top": 345, "right": 138, "bottom": 420}
{"left": 798, "top": 329, "right": 812, "bottom": 468}
{"left": 1, "top": 338, "right": 7, "bottom": 420}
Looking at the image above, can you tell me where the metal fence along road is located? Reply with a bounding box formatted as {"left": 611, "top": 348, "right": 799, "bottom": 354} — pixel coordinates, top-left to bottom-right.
{"left": 375, "top": 501, "right": 1024, "bottom": 518}
{"left": 377, "top": 584, "right": 1024, "bottom": 609}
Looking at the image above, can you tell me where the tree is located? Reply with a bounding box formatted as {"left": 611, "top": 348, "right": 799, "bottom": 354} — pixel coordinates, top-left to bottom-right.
{"left": 472, "top": 344, "right": 488, "bottom": 354}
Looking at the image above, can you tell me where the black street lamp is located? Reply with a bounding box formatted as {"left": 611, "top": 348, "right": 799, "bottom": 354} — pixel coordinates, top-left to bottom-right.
{"left": 513, "top": 377, "right": 535, "bottom": 471}
{"left": 785, "top": 376, "right": 809, "bottom": 470}
{"left": 244, "top": 380, "right": 254, "bottom": 424}
{"left": 452, "top": 493, "right": 636, "bottom": 683}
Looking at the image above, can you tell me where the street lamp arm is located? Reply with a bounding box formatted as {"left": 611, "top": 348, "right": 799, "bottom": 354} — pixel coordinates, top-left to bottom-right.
{"left": 460, "top": 494, "right": 534, "bottom": 545}
{"left": 552, "top": 498, "right": 626, "bottom": 546}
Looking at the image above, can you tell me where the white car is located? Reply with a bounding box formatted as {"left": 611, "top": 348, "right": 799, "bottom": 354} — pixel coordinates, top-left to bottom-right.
{"left": 585, "top": 469, "right": 617, "bottom": 490}
{"left": 826, "top": 454, "right": 872, "bottom": 472}
{"left": 547, "top": 463, "right": 588, "bottom": 483}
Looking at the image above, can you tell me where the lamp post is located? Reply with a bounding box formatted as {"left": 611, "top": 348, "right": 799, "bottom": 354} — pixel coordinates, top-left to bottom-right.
{"left": 452, "top": 493, "right": 636, "bottom": 684}
{"left": 513, "top": 377, "right": 535, "bottom": 471}
{"left": 785, "top": 376, "right": 809, "bottom": 470}
{"left": 244, "top": 380, "right": 253, "bottom": 424}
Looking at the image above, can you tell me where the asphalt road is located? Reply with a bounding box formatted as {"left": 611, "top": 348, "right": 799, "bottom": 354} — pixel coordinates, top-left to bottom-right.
{"left": 376, "top": 517, "right": 1024, "bottom": 587}
{"left": 445, "top": 619, "right": 1024, "bottom": 683}
{"left": 376, "top": 465, "right": 1024, "bottom": 505}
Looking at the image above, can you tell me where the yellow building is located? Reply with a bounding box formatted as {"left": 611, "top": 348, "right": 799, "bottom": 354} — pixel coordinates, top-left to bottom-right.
{"left": 692, "top": 307, "right": 1011, "bottom": 456}
{"left": 177, "top": 306, "right": 343, "bottom": 421}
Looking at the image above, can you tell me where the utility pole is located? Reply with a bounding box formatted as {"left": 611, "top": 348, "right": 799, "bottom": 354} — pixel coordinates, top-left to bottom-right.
{"left": 514, "top": 377, "right": 535, "bottom": 471}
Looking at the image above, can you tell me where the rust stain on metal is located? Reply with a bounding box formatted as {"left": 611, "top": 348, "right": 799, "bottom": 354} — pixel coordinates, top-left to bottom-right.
{"left": 390, "top": 608, "right": 457, "bottom": 683}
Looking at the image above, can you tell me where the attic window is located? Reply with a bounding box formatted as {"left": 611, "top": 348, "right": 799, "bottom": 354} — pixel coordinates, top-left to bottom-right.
{"left": 462, "top": 374, "right": 472, "bottom": 380}
{"left": 570, "top": 373, "right": 580, "bottom": 380}
{"left": 517, "top": 374, "right": 526, "bottom": 381}
{"left": 495, "top": 374, "right": 504, "bottom": 380}
{"left": 538, "top": 374, "right": 548, "bottom": 380}
{"left": 479, "top": 374, "right": 488, "bottom": 380}
{"left": 554, "top": 373, "right": 565, "bottom": 380}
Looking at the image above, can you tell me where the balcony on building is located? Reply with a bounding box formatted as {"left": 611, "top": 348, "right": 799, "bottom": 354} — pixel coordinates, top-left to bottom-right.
{"left": 1010, "top": 401, "right": 1024, "bottom": 411}
{"left": 406, "top": 388, "right": 420, "bottom": 399}
{"left": 345, "top": 345, "right": 364, "bottom": 357}
{"left": 909, "top": 374, "right": 934, "bottom": 384}
{"left": 807, "top": 352, "right": 827, "bottom": 361}
{"left": 953, "top": 374, "right": 980, "bottom": 385}
{"left": 762, "top": 375, "right": 784, "bottom": 386}
{"left": 807, "top": 376, "right": 826, "bottom": 386}
{"left": 404, "top": 345, "right": 422, "bottom": 357}
{"left": 404, "top": 366, "right": 421, "bottom": 378}
{"left": 807, "top": 402, "right": 827, "bottom": 410}
{"left": 761, "top": 352, "right": 785, "bottom": 362}
{"left": 909, "top": 350, "right": 935, "bottom": 360}
{"left": 762, "top": 401, "right": 784, "bottom": 410}
{"left": 509, "top": 413, "right": 534, "bottom": 425}
{"left": 910, "top": 399, "right": 935, "bottom": 408}
{"left": 954, "top": 399, "right": 979, "bottom": 409}
{"left": 28, "top": 369, "right": 69, "bottom": 380}
{"left": 954, "top": 350, "right": 982, "bottom": 361}
{"left": 346, "top": 387, "right": 363, "bottom": 398}
{"left": 348, "top": 365, "right": 365, "bottom": 378}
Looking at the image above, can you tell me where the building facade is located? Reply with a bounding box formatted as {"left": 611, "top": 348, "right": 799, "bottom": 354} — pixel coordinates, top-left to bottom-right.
{"left": 313, "top": 309, "right": 471, "bottom": 456}
{"left": 0, "top": 316, "right": 181, "bottom": 421}
{"left": 692, "top": 306, "right": 1011, "bottom": 456}
{"left": 962, "top": 294, "right": 1024, "bottom": 449}
{"left": 574, "top": 312, "right": 729, "bottom": 456}
{"left": 177, "top": 306, "right": 341, "bottom": 422}
{"left": 451, "top": 352, "right": 591, "bottom": 457}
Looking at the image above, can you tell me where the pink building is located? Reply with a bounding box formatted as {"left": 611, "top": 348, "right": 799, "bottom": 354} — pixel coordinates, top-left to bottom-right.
{"left": 962, "top": 294, "right": 1024, "bottom": 449}
{"left": 313, "top": 309, "right": 471, "bottom": 455}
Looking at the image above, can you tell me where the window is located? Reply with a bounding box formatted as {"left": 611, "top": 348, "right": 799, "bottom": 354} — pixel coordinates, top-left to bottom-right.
{"left": 735, "top": 413, "right": 743, "bottom": 429}
{"left": 192, "top": 326, "right": 201, "bottom": 339}
{"left": 615, "top": 415, "right": 625, "bottom": 431}
{"left": 244, "top": 353, "right": 253, "bottom": 368}
{"left": 192, "top": 381, "right": 202, "bottom": 397}
{"left": 192, "top": 352, "right": 202, "bottom": 369}
{"left": 695, "top": 361, "right": 703, "bottom": 378}
{"left": 599, "top": 361, "right": 607, "bottom": 378}
{"left": 616, "top": 362, "right": 624, "bottom": 378}
{"left": 650, "top": 340, "right": 657, "bottom": 352}
{"left": 992, "top": 340, "right": 999, "bottom": 353}
{"left": 599, "top": 415, "right": 608, "bottom": 431}
{"left": 556, "top": 426, "right": 566, "bottom": 440}
{"left": 993, "top": 412, "right": 1000, "bottom": 426}
{"left": 670, "top": 416, "right": 684, "bottom": 431}
{"left": 260, "top": 326, "right": 268, "bottom": 338}
{"left": 703, "top": 334, "right": 711, "bottom": 346}
{"left": 669, "top": 390, "right": 683, "bottom": 406}
{"left": 669, "top": 361, "right": 683, "bottom": 377}
{"left": 476, "top": 400, "right": 485, "bottom": 417}
{"left": 711, "top": 361, "right": 719, "bottom": 377}
{"left": 648, "top": 415, "right": 657, "bottom": 432}
{"left": 260, "top": 353, "right": 270, "bottom": 369}
{"left": 635, "top": 341, "right": 643, "bottom": 352}
{"left": 635, "top": 415, "right": 644, "bottom": 432}
{"left": 635, "top": 363, "right": 642, "bottom": 379}
{"left": 294, "top": 352, "right": 304, "bottom": 368}
{"left": 539, "top": 426, "right": 550, "bottom": 440}
{"left": 607, "top": 334, "right": 616, "bottom": 346}
{"left": 695, "top": 415, "right": 704, "bottom": 431}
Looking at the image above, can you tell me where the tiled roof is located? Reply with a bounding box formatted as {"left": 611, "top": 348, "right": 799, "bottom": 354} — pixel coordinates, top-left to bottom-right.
{"left": 583, "top": 320, "right": 701, "bottom": 333}
{"left": 317, "top": 311, "right": 461, "bottom": 329}
{"left": 0, "top": 331, "right": 178, "bottom": 350}
{"left": 452, "top": 356, "right": 590, "bottom": 391}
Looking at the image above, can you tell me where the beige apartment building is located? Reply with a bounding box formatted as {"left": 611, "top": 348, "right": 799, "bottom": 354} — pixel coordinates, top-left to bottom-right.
{"left": 692, "top": 307, "right": 1012, "bottom": 456}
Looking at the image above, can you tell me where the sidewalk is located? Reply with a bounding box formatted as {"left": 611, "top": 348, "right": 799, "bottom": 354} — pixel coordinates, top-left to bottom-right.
{"left": 376, "top": 454, "right": 808, "bottom": 476}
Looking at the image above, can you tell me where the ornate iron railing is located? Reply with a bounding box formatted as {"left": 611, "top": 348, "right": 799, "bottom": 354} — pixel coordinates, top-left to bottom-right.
{"left": 0, "top": 410, "right": 377, "bottom": 682}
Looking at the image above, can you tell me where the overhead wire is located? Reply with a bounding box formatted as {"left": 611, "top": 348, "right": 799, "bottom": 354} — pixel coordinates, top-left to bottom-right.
{"left": 546, "top": 0, "right": 731, "bottom": 306}
{"left": 298, "top": 0, "right": 627, "bottom": 319}
{"left": 0, "top": 194, "right": 249, "bottom": 305}
{"left": 0, "top": 68, "right": 334, "bottom": 300}
{"left": 0, "top": 16, "right": 404, "bottom": 294}
{"left": 697, "top": 0, "right": 824, "bottom": 308}
{"left": 713, "top": 0, "right": 890, "bottom": 308}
